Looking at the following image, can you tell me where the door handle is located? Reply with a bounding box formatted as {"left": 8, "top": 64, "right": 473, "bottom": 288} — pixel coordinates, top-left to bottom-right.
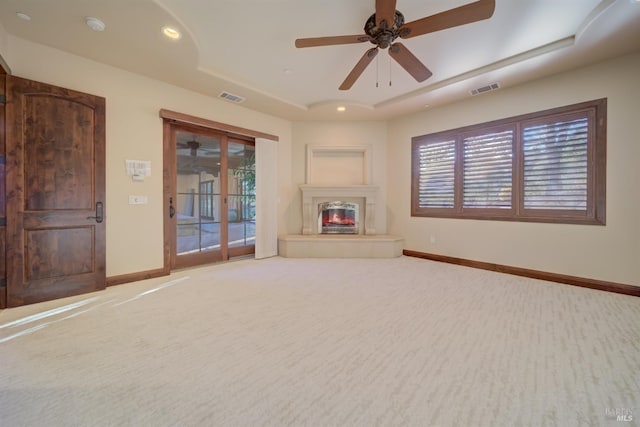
{"left": 87, "top": 202, "right": 104, "bottom": 223}
{"left": 169, "top": 197, "right": 176, "bottom": 218}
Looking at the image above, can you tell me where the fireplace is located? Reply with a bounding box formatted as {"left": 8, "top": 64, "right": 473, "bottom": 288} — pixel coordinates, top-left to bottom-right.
{"left": 300, "top": 185, "right": 378, "bottom": 235}
{"left": 319, "top": 201, "right": 358, "bottom": 234}
{"left": 278, "top": 145, "right": 403, "bottom": 258}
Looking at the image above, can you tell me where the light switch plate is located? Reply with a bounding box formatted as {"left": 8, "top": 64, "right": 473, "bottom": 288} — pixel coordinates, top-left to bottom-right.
{"left": 129, "top": 195, "right": 148, "bottom": 205}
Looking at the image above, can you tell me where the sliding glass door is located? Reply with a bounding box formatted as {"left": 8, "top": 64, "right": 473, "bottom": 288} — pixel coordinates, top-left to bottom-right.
{"left": 227, "top": 141, "right": 256, "bottom": 257}
{"left": 171, "top": 126, "right": 255, "bottom": 269}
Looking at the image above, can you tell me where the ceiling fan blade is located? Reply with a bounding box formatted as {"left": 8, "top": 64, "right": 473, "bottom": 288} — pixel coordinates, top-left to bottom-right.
{"left": 339, "top": 47, "right": 379, "bottom": 90}
{"left": 295, "top": 34, "right": 371, "bottom": 48}
{"left": 399, "top": 0, "right": 495, "bottom": 39}
{"left": 376, "top": 0, "right": 397, "bottom": 28}
{"left": 388, "top": 43, "right": 432, "bottom": 82}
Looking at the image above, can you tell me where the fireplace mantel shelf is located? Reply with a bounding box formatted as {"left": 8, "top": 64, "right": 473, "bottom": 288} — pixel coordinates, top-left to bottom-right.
{"left": 299, "top": 185, "right": 379, "bottom": 202}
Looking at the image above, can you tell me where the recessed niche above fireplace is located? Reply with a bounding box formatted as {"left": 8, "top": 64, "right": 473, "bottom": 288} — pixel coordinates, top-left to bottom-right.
{"left": 306, "top": 145, "right": 372, "bottom": 185}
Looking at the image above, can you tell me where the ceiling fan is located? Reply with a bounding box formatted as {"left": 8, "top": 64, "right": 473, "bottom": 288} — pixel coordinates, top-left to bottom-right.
{"left": 295, "top": 0, "right": 495, "bottom": 90}
{"left": 177, "top": 139, "right": 201, "bottom": 156}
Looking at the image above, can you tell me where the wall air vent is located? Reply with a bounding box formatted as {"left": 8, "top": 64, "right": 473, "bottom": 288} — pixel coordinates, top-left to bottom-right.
{"left": 470, "top": 82, "right": 500, "bottom": 96}
{"left": 218, "top": 91, "right": 246, "bottom": 103}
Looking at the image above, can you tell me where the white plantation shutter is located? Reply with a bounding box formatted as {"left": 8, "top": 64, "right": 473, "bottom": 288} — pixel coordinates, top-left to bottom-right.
{"left": 523, "top": 117, "right": 589, "bottom": 210}
{"left": 417, "top": 140, "right": 456, "bottom": 208}
{"left": 463, "top": 130, "right": 513, "bottom": 208}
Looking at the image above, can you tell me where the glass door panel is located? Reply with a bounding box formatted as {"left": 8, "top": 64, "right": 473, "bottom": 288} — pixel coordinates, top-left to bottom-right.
{"left": 227, "top": 141, "right": 256, "bottom": 253}
{"left": 175, "top": 131, "right": 222, "bottom": 256}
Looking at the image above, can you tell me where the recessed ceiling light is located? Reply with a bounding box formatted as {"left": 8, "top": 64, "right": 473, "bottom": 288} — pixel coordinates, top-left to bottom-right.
{"left": 337, "top": 106, "right": 346, "bottom": 112}
{"left": 85, "top": 17, "right": 105, "bottom": 32}
{"left": 16, "top": 12, "right": 31, "bottom": 21}
{"left": 162, "top": 26, "right": 181, "bottom": 40}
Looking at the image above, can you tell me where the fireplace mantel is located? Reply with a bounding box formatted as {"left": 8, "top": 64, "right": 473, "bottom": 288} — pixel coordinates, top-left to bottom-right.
{"left": 300, "top": 184, "right": 378, "bottom": 235}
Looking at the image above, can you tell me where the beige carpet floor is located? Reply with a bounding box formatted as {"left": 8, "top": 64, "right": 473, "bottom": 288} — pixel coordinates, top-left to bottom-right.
{"left": 0, "top": 256, "right": 638, "bottom": 426}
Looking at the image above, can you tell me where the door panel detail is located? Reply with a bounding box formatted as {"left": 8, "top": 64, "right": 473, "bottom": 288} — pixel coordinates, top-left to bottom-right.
{"left": 25, "top": 227, "right": 94, "bottom": 281}
{"left": 24, "top": 96, "right": 94, "bottom": 211}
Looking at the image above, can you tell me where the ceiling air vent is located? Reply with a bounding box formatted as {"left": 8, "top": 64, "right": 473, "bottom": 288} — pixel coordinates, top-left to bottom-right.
{"left": 470, "top": 82, "right": 500, "bottom": 96}
{"left": 218, "top": 91, "right": 246, "bottom": 104}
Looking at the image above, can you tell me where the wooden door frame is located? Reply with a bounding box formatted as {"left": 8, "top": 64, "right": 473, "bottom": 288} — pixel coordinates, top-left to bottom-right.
{"left": 161, "top": 110, "right": 277, "bottom": 272}
{"left": 167, "top": 123, "right": 229, "bottom": 269}
{"left": 0, "top": 71, "right": 6, "bottom": 309}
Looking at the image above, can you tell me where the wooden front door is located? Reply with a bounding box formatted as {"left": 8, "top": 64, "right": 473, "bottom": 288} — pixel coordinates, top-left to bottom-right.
{"left": 5, "top": 76, "right": 106, "bottom": 307}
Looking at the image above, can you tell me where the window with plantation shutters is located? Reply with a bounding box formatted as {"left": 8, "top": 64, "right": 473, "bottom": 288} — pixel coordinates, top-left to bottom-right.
{"left": 463, "top": 129, "right": 513, "bottom": 209}
{"left": 522, "top": 115, "right": 589, "bottom": 211}
{"left": 416, "top": 140, "right": 456, "bottom": 208}
{"left": 411, "top": 98, "right": 606, "bottom": 224}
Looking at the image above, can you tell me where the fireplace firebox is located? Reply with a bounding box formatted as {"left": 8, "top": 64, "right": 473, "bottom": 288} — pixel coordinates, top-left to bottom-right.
{"left": 300, "top": 185, "right": 377, "bottom": 235}
{"left": 319, "top": 201, "right": 358, "bottom": 234}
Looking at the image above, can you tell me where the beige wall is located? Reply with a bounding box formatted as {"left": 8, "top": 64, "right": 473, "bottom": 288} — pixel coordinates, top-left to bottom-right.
{"left": 387, "top": 53, "right": 640, "bottom": 285}
{"left": 2, "top": 35, "right": 293, "bottom": 277}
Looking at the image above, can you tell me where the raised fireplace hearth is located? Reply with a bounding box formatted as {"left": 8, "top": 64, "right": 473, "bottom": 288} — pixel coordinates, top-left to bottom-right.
{"left": 278, "top": 234, "right": 403, "bottom": 258}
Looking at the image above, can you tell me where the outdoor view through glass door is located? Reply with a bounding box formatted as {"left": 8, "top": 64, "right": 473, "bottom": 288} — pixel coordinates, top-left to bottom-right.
{"left": 227, "top": 141, "right": 256, "bottom": 256}
{"left": 173, "top": 128, "right": 255, "bottom": 268}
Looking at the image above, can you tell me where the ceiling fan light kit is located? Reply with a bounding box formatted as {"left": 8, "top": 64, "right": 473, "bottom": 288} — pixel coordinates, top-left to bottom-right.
{"left": 295, "top": 0, "right": 496, "bottom": 90}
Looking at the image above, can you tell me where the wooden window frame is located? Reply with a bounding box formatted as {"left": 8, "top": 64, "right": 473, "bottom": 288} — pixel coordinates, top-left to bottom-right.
{"left": 411, "top": 98, "right": 606, "bottom": 225}
{"left": 199, "top": 179, "right": 216, "bottom": 220}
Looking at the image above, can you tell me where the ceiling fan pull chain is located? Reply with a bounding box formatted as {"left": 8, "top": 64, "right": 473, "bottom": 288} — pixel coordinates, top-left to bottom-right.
{"left": 376, "top": 54, "right": 379, "bottom": 88}
{"left": 389, "top": 54, "right": 392, "bottom": 87}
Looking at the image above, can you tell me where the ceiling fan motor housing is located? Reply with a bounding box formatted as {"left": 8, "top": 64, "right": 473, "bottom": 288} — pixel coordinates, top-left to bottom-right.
{"left": 184, "top": 140, "right": 200, "bottom": 156}
{"left": 365, "top": 10, "right": 405, "bottom": 49}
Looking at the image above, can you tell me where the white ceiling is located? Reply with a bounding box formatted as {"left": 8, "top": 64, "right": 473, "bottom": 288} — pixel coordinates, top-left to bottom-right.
{"left": 1, "top": 0, "right": 639, "bottom": 121}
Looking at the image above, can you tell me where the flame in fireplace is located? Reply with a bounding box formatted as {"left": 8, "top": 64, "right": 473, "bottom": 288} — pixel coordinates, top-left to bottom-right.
{"left": 320, "top": 201, "right": 358, "bottom": 233}
{"left": 327, "top": 211, "right": 355, "bottom": 225}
